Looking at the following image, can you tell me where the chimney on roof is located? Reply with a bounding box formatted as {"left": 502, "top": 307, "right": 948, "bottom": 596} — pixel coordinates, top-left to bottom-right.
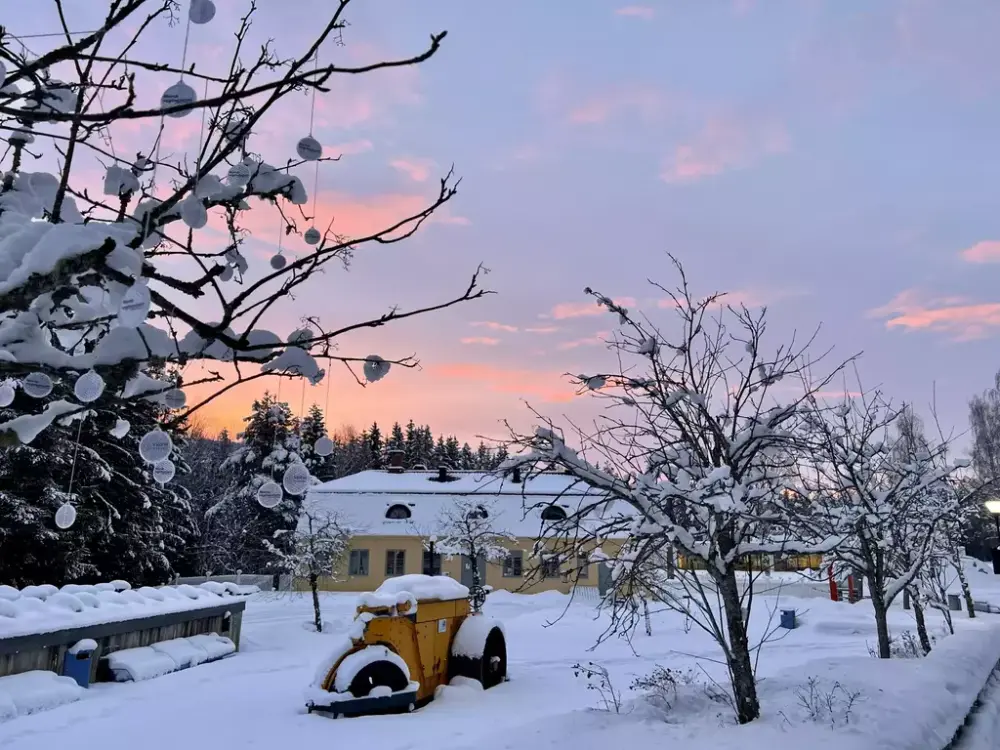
{"left": 387, "top": 449, "right": 404, "bottom": 474}
{"left": 511, "top": 467, "right": 522, "bottom": 484}
{"left": 437, "top": 466, "right": 449, "bottom": 482}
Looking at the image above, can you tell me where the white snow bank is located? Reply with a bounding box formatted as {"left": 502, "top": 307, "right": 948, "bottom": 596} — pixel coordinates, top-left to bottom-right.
{"left": 374, "top": 574, "right": 469, "bottom": 602}
{"left": 357, "top": 590, "right": 418, "bottom": 613}
{"left": 0, "top": 671, "right": 83, "bottom": 721}
{"left": 333, "top": 645, "right": 410, "bottom": 694}
{"left": 310, "top": 637, "right": 355, "bottom": 688}
{"left": 0, "top": 581, "right": 247, "bottom": 640}
{"left": 452, "top": 615, "right": 504, "bottom": 659}
{"left": 105, "top": 634, "right": 234, "bottom": 682}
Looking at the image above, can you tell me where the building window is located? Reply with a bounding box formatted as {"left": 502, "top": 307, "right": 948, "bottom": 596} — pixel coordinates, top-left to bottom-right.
{"left": 348, "top": 549, "right": 369, "bottom": 576}
{"left": 542, "top": 556, "right": 561, "bottom": 579}
{"left": 502, "top": 551, "right": 523, "bottom": 578}
{"left": 385, "top": 550, "right": 406, "bottom": 577}
{"left": 577, "top": 555, "right": 589, "bottom": 578}
{"left": 540, "top": 505, "right": 567, "bottom": 521}
{"left": 422, "top": 550, "right": 442, "bottom": 576}
{"left": 385, "top": 504, "right": 412, "bottom": 520}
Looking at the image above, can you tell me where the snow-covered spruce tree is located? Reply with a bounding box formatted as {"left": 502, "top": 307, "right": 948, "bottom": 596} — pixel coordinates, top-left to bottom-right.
{"left": 433, "top": 496, "right": 516, "bottom": 610}
{"left": 0, "top": 2, "right": 488, "bottom": 526}
{"left": 175, "top": 424, "right": 234, "bottom": 575}
{"left": 502, "top": 260, "right": 848, "bottom": 725}
{"left": 796, "top": 393, "right": 972, "bottom": 659}
{"left": 211, "top": 392, "right": 302, "bottom": 572}
{"left": 264, "top": 506, "right": 348, "bottom": 632}
{"left": 298, "top": 404, "right": 333, "bottom": 480}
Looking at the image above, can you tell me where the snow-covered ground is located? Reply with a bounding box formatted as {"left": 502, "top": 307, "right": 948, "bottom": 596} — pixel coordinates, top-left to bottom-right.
{"left": 0, "top": 578, "right": 998, "bottom": 750}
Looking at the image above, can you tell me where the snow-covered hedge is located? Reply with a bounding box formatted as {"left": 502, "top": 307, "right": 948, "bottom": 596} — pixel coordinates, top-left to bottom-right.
{"left": 0, "top": 581, "right": 256, "bottom": 639}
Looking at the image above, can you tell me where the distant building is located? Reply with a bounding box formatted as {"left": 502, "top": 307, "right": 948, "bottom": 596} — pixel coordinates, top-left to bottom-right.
{"left": 299, "top": 455, "right": 626, "bottom": 595}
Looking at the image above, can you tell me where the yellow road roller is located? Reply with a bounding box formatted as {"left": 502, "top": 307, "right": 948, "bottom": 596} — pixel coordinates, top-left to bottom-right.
{"left": 306, "top": 574, "right": 507, "bottom": 718}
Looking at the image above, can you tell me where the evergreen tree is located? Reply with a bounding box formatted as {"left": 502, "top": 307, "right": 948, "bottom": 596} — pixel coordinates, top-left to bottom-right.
{"left": 445, "top": 435, "right": 462, "bottom": 469}
{"left": 460, "top": 442, "right": 475, "bottom": 470}
{"left": 433, "top": 435, "right": 448, "bottom": 468}
{"left": 300, "top": 404, "right": 334, "bottom": 481}
{"left": 475, "top": 441, "right": 492, "bottom": 469}
{"left": 417, "top": 426, "right": 435, "bottom": 467}
{"left": 178, "top": 427, "right": 235, "bottom": 576}
{"left": 368, "top": 423, "right": 384, "bottom": 469}
{"left": 388, "top": 422, "right": 405, "bottom": 451}
{"left": 404, "top": 420, "right": 419, "bottom": 468}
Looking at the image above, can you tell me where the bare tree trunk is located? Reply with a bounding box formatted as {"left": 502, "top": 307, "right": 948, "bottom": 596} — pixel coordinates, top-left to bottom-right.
{"left": 643, "top": 597, "right": 652, "bottom": 636}
{"left": 868, "top": 576, "right": 892, "bottom": 659}
{"left": 717, "top": 570, "right": 760, "bottom": 724}
{"left": 310, "top": 573, "right": 323, "bottom": 633}
{"left": 912, "top": 592, "right": 932, "bottom": 654}
{"left": 666, "top": 545, "right": 676, "bottom": 580}
{"left": 950, "top": 547, "right": 976, "bottom": 619}
{"left": 902, "top": 588, "right": 911, "bottom": 610}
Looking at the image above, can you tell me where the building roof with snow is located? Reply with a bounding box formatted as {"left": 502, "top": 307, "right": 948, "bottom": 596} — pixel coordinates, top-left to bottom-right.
{"left": 303, "top": 467, "right": 631, "bottom": 539}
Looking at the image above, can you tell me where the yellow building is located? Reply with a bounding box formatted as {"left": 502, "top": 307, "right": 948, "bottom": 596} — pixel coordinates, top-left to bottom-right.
{"left": 300, "top": 461, "right": 626, "bottom": 595}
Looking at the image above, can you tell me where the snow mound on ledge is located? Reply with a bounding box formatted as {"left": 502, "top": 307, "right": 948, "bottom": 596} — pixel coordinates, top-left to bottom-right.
{"left": 0, "top": 581, "right": 258, "bottom": 640}
{"left": 374, "top": 574, "right": 469, "bottom": 602}
{"left": 0, "top": 671, "right": 83, "bottom": 722}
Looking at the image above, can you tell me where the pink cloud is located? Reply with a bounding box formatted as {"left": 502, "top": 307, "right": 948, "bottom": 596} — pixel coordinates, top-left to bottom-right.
{"left": 390, "top": 157, "right": 436, "bottom": 183}
{"left": 869, "top": 289, "right": 1000, "bottom": 341}
{"left": 432, "top": 363, "right": 577, "bottom": 404}
{"left": 460, "top": 336, "right": 500, "bottom": 346}
{"left": 525, "top": 326, "right": 559, "bottom": 334}
{"left": 661, "top": 115, "right": 790, "bottom": 183}
{"left": 568, "top": 85, "right": 665, "bottom": 125}
{"left": 549, "top": 297, "right": 636, "bottom": 320}
{"left": 471, "top": 321, "right": 519, "bottom": 333}
{"left": 615, "top": 6, "right": 655, "bottom": 20}
{"left": 961, "top": 240, "right": 1000, "bottom": 263}
{"left": 557, "top": 332, "right": 609, "bottom": 351}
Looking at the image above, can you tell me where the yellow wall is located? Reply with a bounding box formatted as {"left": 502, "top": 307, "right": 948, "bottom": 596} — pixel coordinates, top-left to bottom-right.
{"left": 304, "top": 535, "right": 610, "bottom": 595}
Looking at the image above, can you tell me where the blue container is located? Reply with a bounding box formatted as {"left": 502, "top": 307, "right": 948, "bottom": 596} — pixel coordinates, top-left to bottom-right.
{"left": 62, "top": 644, "right": 96, "bottom": 688}
{"left": 779, "top": 609, "right": 797, "bottom": 630}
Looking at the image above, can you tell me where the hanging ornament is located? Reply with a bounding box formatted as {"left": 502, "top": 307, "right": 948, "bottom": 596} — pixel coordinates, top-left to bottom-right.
{"left": 139, "top": 430, "right": 173, "bottom": 463}
{"left": 282, "top": 462, "right": 311, "bottom": 496}
{"left": 363, "top": 355, "right": 390, "bottom": 383}
{"left": 22, "top": 372, "right": 53, "bottom": 399}
{"left": 227, "top": 162, "right": 251, "bottom": 186}
{"left": 180, "top": 196, "right": 208, "bottom": 230}
{"left": 224, "top": 117, "right": 247, "bottom": 143}
{"left": 218, "top": 264, "right": 234, "bottom": 282}
{"left": 163, "top": 389, "right": 187, "bottom": 410}
{"left": 269, "top": 253, "right": 287, "bottom": 270}
{"left": 304, "top": 227, "right": 321, "bottom": 245}
{"left": 73, "top": 370, "right": 105, "bottom": 403}
{"left": 585, "top": 375, "right": 606, "bottom": 391}
{"left": 257, "top": 481, "right": 283, "bottom": 509}
{"left": 111, "top": 419, "right": 131, "bottom": 439}
{"left": 119, "top": 283, "right": 151, "bottom": 328}
{"left": 296, "top": 136, "right": 322, "bottom": 161}
{"left": 189, "top": 0, "right": 217, "bottom": 24}
{"left": 161, "top": 80, "right": 197, "bottom": 118}
{"left": 314, "top": 436, "right": 334, "bottom": 457}
{"left": 152, "top": 460, "right": 176, "bottom": 485}
{"left": 0, "top": 383, "right": 14, "bottom": 407}
{"left": 54, "top": 503, "right": 77, "bottom": 530}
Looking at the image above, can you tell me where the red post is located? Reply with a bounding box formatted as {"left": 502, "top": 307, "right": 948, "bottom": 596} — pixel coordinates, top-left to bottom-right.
{"left": 847, "top": 575, "right": 856, "bottom": 603}
{"left": 828, "top": 565, "right": 838, "bottom": 601}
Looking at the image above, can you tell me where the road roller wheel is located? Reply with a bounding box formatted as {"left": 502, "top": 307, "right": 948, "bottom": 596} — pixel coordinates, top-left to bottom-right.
{"left": 451, "top": 626, "right": 507, "bottom": 689}
{"left": 347, "top": 659, "right": 409, "bottom": 698}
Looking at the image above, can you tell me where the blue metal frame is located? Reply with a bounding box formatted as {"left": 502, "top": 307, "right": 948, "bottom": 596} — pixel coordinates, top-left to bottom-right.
{"left": 307, "top": 688, "right": 419, "bottom": 718}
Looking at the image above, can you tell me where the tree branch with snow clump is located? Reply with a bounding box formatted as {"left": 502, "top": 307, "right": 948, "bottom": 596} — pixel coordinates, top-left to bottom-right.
{"left": 501, "top": 257, "right": 853, "bottom": 725}
{"left": 792, "top": 389, "right": 977, "bottom": 659}
{"left": 0, "top": 0, "right": 490, "bottom": 444}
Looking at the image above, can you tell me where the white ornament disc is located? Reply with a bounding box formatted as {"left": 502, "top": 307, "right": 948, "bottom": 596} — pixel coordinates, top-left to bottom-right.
{"left": 152, "top": 459, "right": 176, "bottom": 484}
{"left": 296, "top": 136, "right": 322, "bottom": 161}
{"left": 22, "top": 372, "right": 53, "bottom": 399}
{"left": 74, "top": 370, "right": 105, "bottom": 403}
{"left": 189, "top": 0, "right": 217, "bottom": 24}
{"left": 257, "top": 481, "right": 283, "bottom": 509}
{"left": 363, "top": 355, "right": 390, "bottom": 383}
{"left": 139, "top": 430, "right": 173, "bottom": 463}
{"left": 119, "top": 283, "right": 151, "bottom": 328}
{"left": 585, "top": 375, "right": 606, "bottom": 391}
{"left": 270, "top": 253, "right": 287, "bottom": 270}
{"left": 111, "top": 419, "right": 131, "bottom": 438}
{"left": 0, "top": 383, "right": 14, "bottom": 407}
{"left": 227, "top": 162, "right": 251, "bottom": 186}
{"left": 219, "top": 264, "right": 234, "bottom": 282}
{"left": 55, "top": 503, "right": 77, "bottom": 530}
{"left": 304, "top": 227, "right": 321, "bottom": 245}
{"left": 163, "top": 389, "right": 187, "bottom": 410}
{"left": 180, "top": 196, "right": 208, "bottom": 229}
{"left": 161, "top": 80, "right": 197, "bottom": 118}
{"left": 282, "top": 462, "right": 311, "bottom": 496}
{"left": 224, "top": 117, "right": 247, "bottom": 142}
{"left": 314, "top": 436, "right": 334, "bottom": 457}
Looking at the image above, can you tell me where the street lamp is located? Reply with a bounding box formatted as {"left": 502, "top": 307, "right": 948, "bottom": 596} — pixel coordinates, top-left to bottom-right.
{"left": 985, "top": 500, "right": 1000, "bottom": 574}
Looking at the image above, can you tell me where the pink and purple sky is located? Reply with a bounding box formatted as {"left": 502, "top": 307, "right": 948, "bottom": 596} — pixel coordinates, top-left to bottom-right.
{"left": 13, "top": 0, "right": 1000, "bottom": 446}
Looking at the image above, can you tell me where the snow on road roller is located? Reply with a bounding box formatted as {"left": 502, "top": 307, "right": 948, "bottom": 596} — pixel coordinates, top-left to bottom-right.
{"left": 305, "top": 574, "right": 507, "bottom": 718}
